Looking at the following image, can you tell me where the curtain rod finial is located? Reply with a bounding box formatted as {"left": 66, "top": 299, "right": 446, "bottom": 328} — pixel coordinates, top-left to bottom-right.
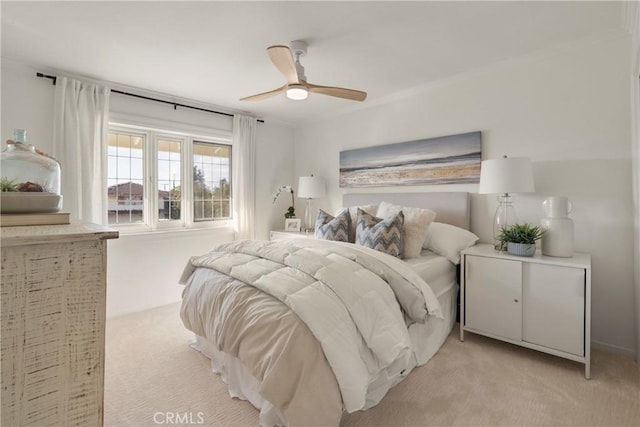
{"left": 36, "top": 72, "right": 57, "bottom": 85}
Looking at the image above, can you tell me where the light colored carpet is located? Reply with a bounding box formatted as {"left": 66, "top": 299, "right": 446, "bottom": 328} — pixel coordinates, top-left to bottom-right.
{"left": 105, "top": 303, "right": 640, "bottom": 427}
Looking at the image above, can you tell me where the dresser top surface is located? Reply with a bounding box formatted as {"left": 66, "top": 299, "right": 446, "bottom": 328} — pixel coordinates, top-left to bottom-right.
{"left": 1, "top": 222, "right": 118, "bottom": 246}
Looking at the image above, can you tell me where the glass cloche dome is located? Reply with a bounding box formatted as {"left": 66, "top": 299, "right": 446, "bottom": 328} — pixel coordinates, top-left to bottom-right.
{"left": 1, "top": 129, "right": 62, "bottom": 213}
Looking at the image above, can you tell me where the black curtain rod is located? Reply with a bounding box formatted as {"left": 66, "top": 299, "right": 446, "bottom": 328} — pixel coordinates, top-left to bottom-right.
{"left": 36, "top": 72, "right": 264, "bottom": 123}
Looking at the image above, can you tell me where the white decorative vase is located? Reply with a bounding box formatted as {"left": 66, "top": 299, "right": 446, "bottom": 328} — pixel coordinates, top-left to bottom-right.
{"left": 541, "top": 196, "right": 574, "bottom": 258}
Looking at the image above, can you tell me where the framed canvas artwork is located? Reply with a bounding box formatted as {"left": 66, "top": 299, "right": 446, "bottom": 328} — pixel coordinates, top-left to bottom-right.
{"left": 339, "top": 131, "right": 481, "bottom": 187}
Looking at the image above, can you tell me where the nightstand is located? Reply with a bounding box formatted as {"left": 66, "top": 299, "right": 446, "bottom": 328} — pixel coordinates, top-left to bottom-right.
{"left": 269, "top": 230, "right": 315, "bottom": 241}
{"left": 460, "top": 243, "right": 592, "bottom": 378}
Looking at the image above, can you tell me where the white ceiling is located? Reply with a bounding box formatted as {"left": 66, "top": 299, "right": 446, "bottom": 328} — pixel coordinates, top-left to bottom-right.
{"left": 1, "top": 1, "right": 626, "bottom": 126}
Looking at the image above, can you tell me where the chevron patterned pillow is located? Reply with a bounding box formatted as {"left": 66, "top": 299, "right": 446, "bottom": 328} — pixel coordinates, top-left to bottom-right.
{"left": 343, "top": 204, "right": 378, "bottom": 243}
{"left": 355, "top": 208, "right": 405, "bottom": 258}
{"left": 315, "top": 209, "right": 351, "bottom": 242}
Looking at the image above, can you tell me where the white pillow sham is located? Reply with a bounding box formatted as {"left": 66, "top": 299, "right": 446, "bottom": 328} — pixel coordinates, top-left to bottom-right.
{"left": 377, "top": 201, "right": 436, "bottom": 259}
{"left": 423, "top": 222, "right": 479, "bottom": 264}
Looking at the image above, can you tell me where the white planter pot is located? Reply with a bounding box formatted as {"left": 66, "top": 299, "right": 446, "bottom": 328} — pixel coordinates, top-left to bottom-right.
{"left": 507, "top": 242, "right": 536, "bottom": 257}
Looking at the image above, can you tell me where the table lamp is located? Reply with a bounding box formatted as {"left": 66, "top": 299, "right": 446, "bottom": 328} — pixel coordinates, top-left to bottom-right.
{"left": 298, "top": 174, "right": 326, "bottom": 232}
{"left": 479, "top": 156, "right": 535, "bottom": 248}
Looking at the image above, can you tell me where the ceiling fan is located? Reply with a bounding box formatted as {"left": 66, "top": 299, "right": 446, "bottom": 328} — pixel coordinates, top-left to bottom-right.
{"left": 240, "top": 40, "right": 367, "bottom": 102}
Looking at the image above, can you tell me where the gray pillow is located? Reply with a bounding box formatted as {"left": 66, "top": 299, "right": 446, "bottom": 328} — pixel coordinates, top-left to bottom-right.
{"left": 336, "top": 204, "right": 378, "bottom": 243}
{"left": 315, "top": 209, "right": 351, "bottom": 242}
{"left": 355, "top": 208, "right": 404, "bottom": 258}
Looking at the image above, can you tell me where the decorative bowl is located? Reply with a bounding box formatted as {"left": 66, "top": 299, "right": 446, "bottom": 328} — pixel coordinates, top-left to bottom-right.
{"left": 0, "top": 192, "right": 63, "bottom": 213}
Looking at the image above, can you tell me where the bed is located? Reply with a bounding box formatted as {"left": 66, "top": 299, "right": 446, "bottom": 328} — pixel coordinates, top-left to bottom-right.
{"left": 179, "top": 192, "right": 475, "bottom": 426}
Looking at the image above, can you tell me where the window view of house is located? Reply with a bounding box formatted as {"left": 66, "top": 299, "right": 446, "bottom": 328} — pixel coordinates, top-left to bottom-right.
{"left": 107, "top": 128, "right": 231, "bottom": 227}
{"left": 107, "top": 132, "right": 144, "bottom": 224}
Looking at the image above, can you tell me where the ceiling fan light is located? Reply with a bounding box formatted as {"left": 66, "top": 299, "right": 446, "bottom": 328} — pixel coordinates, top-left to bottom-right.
{"left": 286, "top": 84, "right": 308, "bottom": 100}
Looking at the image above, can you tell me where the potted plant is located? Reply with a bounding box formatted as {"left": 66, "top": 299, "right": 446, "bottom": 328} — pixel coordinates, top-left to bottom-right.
{"left": 272, "top": 185, "right": 296, "bottom": 219}
{"left": 498, "top": 223, "right": 545, "bottom": 257}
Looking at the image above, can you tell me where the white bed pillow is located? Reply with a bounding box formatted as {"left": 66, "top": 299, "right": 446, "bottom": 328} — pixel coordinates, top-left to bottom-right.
{"left": 423, "top": 222, "right": 479, "bottom": 264}
{"left": 376, "top": 201, "right": 436, "bottom": 259}
{"left": 337, "top": 204, "right": 378, "bottom": 243}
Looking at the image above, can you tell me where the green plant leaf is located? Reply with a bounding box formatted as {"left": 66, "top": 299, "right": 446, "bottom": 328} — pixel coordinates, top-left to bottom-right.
{"left": 498, "top": 223, "right": 545, "bottom": 245}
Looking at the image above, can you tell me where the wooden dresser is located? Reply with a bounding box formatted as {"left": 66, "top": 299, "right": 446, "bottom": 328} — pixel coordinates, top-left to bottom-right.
{"left": 1, "top": 223, "right": 118, "bottom": 426}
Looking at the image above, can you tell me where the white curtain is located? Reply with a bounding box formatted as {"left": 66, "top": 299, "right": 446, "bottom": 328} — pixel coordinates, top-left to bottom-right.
{"left": 53, "top": 77, "right": 110, "bottom": 224}
{"left": 232, "top": 114, "right": 257, "bottom": 240}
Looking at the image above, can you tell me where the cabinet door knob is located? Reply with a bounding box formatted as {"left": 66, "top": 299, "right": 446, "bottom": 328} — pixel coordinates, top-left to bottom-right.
{"left": 514, "top": 299, "right": 519, "bottom": 303}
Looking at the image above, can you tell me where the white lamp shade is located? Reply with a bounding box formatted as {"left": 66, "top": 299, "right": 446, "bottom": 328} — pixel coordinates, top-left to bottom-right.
{"left": 298, "top": 175, "right": 325, "bottom": 199}
{"left": 479, "top": 157, "right": 535, "bottom": 194}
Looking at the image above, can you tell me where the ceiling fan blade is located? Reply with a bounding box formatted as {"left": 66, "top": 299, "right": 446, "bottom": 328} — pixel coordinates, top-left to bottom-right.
{"left": 239, "top": 85, "right": 286, "bottom": 101}
{"left": 305, "top": 82, "right": 367, "bottom": 102}
{"left": 267, "top": 45, "right": 299, "bottom": 84}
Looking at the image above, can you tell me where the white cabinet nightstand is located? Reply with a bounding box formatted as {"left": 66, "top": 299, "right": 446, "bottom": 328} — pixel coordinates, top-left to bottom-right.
{"left": 269, "top": 230, "right": 315, "bottom": 241}
{"left": 460, "top": 243, "right": 592, "bottom": 378}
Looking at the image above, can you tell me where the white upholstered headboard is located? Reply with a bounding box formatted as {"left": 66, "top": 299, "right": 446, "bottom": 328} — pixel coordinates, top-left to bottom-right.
{"left": 342, "top": 192, "right": 470, "bottom": 230}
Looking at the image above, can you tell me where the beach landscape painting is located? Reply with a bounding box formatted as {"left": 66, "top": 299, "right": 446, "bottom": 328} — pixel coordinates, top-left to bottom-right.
{"left": 339, "top": 131, "right": 482, "bottom": 187}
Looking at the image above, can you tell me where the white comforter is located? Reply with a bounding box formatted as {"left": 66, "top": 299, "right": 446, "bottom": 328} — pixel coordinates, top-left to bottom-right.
{"left": 180, "top": 238, "right": 442, "bottom": 413}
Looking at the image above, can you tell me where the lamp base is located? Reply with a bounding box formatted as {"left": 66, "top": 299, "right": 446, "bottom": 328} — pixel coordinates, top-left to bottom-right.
{"left": 304, "top": 199, "right": 315, "bottom": 233}
{"left": 493, "top": 193, "right": 517, "bottom": 249}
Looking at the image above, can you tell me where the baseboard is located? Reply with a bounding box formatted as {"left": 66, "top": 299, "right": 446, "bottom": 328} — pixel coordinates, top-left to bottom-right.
{"left": 591, "top": 340, "right": 637, "bottom": 360}
{"left": 106, "top": 299, "right": 182, "bottom": 320}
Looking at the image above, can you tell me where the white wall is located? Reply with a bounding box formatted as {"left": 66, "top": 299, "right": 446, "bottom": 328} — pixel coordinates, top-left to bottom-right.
{"left": 293, "top": 34, "right": 636, "bottom": 356}
{"left": 627, "top": 2, "right": 640, "bottom": 364}
{"left": 105, "top": 228, "right": 233, "bottom": 317}
{"left": 1, "top": 60, "right": 295, "bottom": 318}
{"left": 255, "top": 123, "right": 296, "bottom": 239}
{"left": 1, "top": 61, "right": 56, "bottom": 150}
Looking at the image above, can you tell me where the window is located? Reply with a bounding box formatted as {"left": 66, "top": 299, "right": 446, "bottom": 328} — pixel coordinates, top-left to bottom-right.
{"left": 193, "top": 142, "right": 231, "bottom": 221}
{"left": 107, "top": 124, "right": 232, "bottom": 231}
{"left": 157, "top": 138, "right": 182, "bottom": 221}
{"left": 107, "top": 131, "right": 145, "bottom": 224}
